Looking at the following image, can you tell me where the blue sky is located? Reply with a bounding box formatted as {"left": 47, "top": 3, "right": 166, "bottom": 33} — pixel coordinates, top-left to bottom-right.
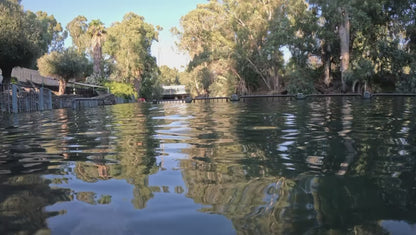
{"left": 21, "top": 0, "right": 207, "bottom": 70}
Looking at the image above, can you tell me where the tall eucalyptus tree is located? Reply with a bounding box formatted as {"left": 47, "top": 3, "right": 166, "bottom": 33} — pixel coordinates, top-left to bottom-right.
{"left": 104, "top": 12, "right": 159, "bottom": 97}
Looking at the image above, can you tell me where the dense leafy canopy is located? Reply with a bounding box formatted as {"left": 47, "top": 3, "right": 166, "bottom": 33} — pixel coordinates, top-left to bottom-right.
{"left": 2, "top": 0, "right": 416, "bottom": 96}
{"left": 37, "top": 49, "right": 91, "bottom": 95}
{"left": 66, "top": 17, "right": 106, "bottom": 76}
{"left": 103, "top": 12, "right": 159, "bottom": 97}
{"left": 174, "top": 0, "right": 416, "bottom": 95}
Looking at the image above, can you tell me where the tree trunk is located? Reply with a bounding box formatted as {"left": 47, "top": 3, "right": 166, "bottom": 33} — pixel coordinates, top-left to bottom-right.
{"left": 193, "top": 76, "right": 201, "bottom": 97}
{"left": 272, "top": 67, "right": 280, "bottom": 92}
{"left": 1, "top": 66, "right": 13, "bottom": 91}
{"left": 133, "top": 78, "right": 141, "bottom": 99}
{"left": 324, "top": 57, "right": 331, "bottom": 87}
{"left": 246, "top": 57, "right": 272, "bottom": 90}
{"left": 322, "top": 42, "right": 332, "bottom": 87}
{"left": 338, "top": 7, "right": 350, "bottom": 92}
{"left": 58, "top": 79, "right": 67, "bottom": 96}
{"left": 92, "top": 37, "right": 103, "bottom": 76}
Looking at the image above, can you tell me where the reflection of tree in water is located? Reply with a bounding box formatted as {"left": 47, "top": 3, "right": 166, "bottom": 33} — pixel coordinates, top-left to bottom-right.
{"left": 75, "top": 191, "right": 112, "bottom": 205}
{"left": 0, "top": 110, "right": 74, "bottom": 234}
{"left": 180, "top": 98, "right": 416, "bottom": 234}
{"left": 71, "top": 104, "right": 160, "bottom": 209}
{"left": 111, "top": 104, "right": 160, "bottom": 209}
{"left": 74, "top": 162, "right": 121, "bottom": 182}
{"left": 0, "top": 174, "right": 71, "bottom": 234}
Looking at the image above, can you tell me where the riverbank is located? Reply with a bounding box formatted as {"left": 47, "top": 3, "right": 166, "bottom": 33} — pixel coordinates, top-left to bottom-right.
{"left": 0, "top": 86, "right": 134, "bottom": 114}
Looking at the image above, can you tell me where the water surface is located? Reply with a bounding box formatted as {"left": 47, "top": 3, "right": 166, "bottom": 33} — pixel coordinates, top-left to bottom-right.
{"left": 1, "top": 97, "right": 416, "bottom": 234}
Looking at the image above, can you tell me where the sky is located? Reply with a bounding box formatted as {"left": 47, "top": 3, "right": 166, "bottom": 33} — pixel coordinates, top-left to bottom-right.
{"left": 21, "top": 0, "right": 207, "bottom": 71}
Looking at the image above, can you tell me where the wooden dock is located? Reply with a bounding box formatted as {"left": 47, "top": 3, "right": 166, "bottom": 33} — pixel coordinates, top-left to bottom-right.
{"left": 155, "top": 93, "right": 416, "bottom": 104}
{"left": 193, "top": 97, "right": 230, "bottom": 102}
{"left": 156, "top": 97, "right": 230, "bottom": 104}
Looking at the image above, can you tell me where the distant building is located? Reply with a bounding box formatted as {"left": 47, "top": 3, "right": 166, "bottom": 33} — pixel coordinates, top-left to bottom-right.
{"left": 162, "top": 85, "right": 188, "bottom": 100}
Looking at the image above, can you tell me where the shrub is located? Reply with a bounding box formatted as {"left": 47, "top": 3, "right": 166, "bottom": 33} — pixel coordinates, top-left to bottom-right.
{"left": 104, "top": 81, "right": 135, "bottom": 99}
{"left": 286, "top": 69, "right": 316, "bottom": 94}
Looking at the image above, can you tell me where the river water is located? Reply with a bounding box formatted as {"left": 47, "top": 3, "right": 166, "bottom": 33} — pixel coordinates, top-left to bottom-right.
{"left": 0, "top": 97, "right": 416, "bottom": 234}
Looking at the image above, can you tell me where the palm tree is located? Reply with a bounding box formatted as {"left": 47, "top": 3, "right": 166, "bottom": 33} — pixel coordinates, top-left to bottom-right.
{"left": 87, "top": 20, "right": 106, "bottom": 76}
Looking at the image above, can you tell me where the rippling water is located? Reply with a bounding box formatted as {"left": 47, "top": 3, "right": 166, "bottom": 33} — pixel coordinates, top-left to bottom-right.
{"left": 1, "top": 97, "right": 416, "bottom": 234}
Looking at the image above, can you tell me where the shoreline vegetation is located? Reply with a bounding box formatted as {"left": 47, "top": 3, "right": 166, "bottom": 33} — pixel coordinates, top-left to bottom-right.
{"left": 3, "top": 87, "right": 416, "bottom": 114}
{"left": 1, "top": 0, "right": 416, "bottom": 106}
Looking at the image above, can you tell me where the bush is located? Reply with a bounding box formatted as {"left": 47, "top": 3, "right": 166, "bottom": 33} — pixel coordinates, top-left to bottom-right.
{"left": 86, "top": 74, "right": 107, "bottom": 85}
{"left": 396, "top": 64, "right": 416, "bottom": 93}
{"left": 286, "top": 70, "right": 316, "bottom": 94}
{"left": 396, "top": 75, "right": 416, "bottom": 93}
{"left": 104, "top": 81, "right": 135, "bottom": 99}
{"left": 11, "top": 77, "right": 18, "bottom": 84}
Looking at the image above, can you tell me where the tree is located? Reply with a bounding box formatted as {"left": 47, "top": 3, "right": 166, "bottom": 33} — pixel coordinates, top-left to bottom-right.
{"left": 66, "top": 16, "right": 89, "bottom": 54}
{"left": 87, "top": 20, "right": 106, "bottom": 76}
{"left": 67, "top": 16, "right": 107, "bottom": 84}
{"left": 225, "top": 0, "right": 289, "bottom": 92}
{"left": 0, "top": 0, "right": 62, "bottom": 89}
{"left": 175, "top": 0, "right": 300, "bottom": 95}
{"left": 34, "top": 10, "right": 66, "bottom": 52}
{"left": 174, "top": 0, "right": 245, "bottom": 95}
{"left": 37, "top": 49, "right": 91, "bottom": 95}
{"left": 174, "top": 0, "right": 416, "bottom": 94}
{"left": 104, "top": 12, "right": 159, "bottom": 97}
{"left": 158, "top": 65, "right": 180, "bottom": 85}
{"left": 306, "top": 0, "right": 415, "bottom": 92}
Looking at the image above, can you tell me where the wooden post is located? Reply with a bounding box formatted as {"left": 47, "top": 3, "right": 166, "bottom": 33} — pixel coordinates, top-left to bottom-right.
{"left": 47, "top": 89, "right": 52, "bottom": 110}
{"left": 0, "top": 94, "right": 2, "bottom": 112}
{"left": 12, "top": 84, "right": 18, "bottom": 113}
{"left": 72, "top": 99, "right": 78, "bottom": 110}
{"left": 25, "top": 96, "right": 30, "bottom": 112}
{"left": 39, "top": 87, "right": 44, "bottom": 111}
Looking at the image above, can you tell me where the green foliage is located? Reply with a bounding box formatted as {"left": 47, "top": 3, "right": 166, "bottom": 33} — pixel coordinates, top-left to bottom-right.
{"left": 35, "top": 11, "right": 66, "bottom": 53}
{"left": 140, "top": 75, "right": 163, "bottom": 100}
{"left": 208, "top": 73, "right": 237, "bottom": 97}
{"left": 104, "top": 13, "right": 158, "bottom": 83}
{"left": 87, "top": 19, "right": 106, "bottom": 75}
{"left": 67, "top": 16, "right": 106, "bottom": 75}
{"left": 37, "top": 48, "right": 91, "bottom": 81}
{"left": 158, "top": 65, "right": 180, "bottom": 85}
{"left": 286, "top": 69, "right": 316, "bottom": 95}
{"left": 397, "top": 76, "right": 416, "bottom": 93}
{"left": 178, "top": 0, "right": 416, "bottom": 94}
{"left": 103, "top": 12, "right": 158, "bottom": 96}
{"left": 97, "top": 195, "right": 112, "bottom": 205}
{"left": 85, "top": 73, "right": 106, "bottom": 85}
{"left": 2, "top": 0, "right": 416, "bottom": 95}
{"left": 104, "top": 81, "right": 135, "bottom": 99}
{"left": 397, "top": 64, "right": 416, "bottom": 93}
{"left": 66, "top": 15, "right": 89, "bottom": 53}
{"left": 0, "top": 0, "right": 63, "bottom": 87}
{"left": 10, "top": 77, "right": 18, "bottom": 84}
{"left": 37, "top": 48, "right": 92, "bottom": 94}
{"left": 178, "top": 70, "right": 199, "bottom": 97}
{"left": 175, "top": 0, "right": 311, "bottom": 95}
{"left": 345, "top": 58, "right": 375, "bottom": 83}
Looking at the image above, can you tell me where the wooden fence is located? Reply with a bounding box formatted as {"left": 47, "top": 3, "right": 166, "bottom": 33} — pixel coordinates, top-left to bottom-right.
{"left": 0, "top": 84, "right": 135, "bottom": 113}
{"left": 0, "top": 85, "right": 53, "bottom": 113}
